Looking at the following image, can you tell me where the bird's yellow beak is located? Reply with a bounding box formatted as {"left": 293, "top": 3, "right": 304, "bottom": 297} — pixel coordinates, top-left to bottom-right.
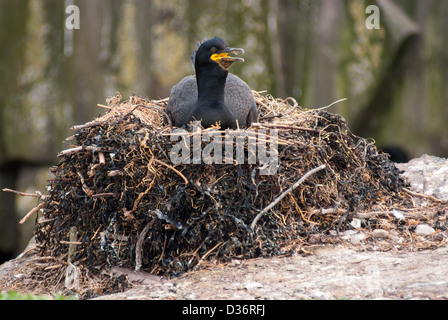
{"left": 211, "top": 48, "right": 244, "bottom": 70}
{"left": 211, "top": 52, "right": 230, "bottom": 62}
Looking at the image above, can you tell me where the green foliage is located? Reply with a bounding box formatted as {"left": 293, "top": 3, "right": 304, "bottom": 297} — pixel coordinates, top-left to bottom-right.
{"left": 0, "top": 290, "right": 77, "bottom": 300}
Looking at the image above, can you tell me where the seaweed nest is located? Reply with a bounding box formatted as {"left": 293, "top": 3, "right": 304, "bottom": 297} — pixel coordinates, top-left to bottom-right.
{"left": 3, "top": 92, "right": 446, "bottom": 298}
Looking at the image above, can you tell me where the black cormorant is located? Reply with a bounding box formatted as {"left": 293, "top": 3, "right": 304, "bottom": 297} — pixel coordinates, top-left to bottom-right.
{"left": 166, "top": 37, "right": 258, "bottom": 129}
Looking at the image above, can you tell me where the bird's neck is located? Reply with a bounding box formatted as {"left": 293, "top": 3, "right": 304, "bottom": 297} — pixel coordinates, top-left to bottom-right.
{"left": 196, "top": 67, "right": 228, "bottom": 106}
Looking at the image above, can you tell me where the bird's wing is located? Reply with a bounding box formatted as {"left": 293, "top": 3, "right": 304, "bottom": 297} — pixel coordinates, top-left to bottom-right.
{"left": 166, "top": 75, "right": 198, "bottom": 127}
{"left": 246, "top": 100, "right": 259, "bottom": 127}
{"left": 224, "top": 73, "right": 258, "bottom": 128}
{"left": 167, "top": 73, "right": 258, "bottom": 128}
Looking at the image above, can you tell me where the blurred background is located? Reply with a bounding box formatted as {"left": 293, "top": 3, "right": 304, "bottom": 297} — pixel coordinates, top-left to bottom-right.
{"left": 0, "top": 0, "right": 447, "bottom": 262}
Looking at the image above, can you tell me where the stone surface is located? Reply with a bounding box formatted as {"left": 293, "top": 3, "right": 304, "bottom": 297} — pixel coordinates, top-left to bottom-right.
{"left": 92, "top": 246, "right": 448, "bottom": 300}
{"left": 415, "top": 224, "right": 436, "bottom": 235}
{"left": 396, "top": 154, "right": 448, "bottom": 202}
{"left": 372, "top": 229, "right": 389, "bottom": 239}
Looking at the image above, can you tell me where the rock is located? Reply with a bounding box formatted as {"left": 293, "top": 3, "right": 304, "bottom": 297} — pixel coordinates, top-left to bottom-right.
{"left": 372, "top": 229, "right": 389, "bottom": 239}
{"left": 340, "top": 230, "right": 356, "bottom": 240}
{"left": 350, "top": 218, "right": 362, "bottom": 229}
{"left": 185, "top": 293, "right": 196, "bottom": 300}
{"left": 339, "top": 230, "right": 366, "bottom": 244}
{"left": 396, "top": 155, "right": 448, "bottom": 202}
{"left": 244, "top": 282, "right": 263, "bottom": 290}
{"left": 350, "top": 233, "right": 366, "bottom": 245}
{"left": 392, "top": 210, "right": 405, "bottom": 220}
{"left": 228, "top": 259, "right": 241, "bottom": 267}
{"left": 308, "top": 289, "right": 331, "bottom": 299}
{"left": 415, "top": 224, "right": 436, "bottom": 235}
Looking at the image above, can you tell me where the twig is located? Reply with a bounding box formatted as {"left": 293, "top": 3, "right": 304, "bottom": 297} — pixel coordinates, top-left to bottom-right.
{"left": 402, "top": 187, "right": 446, "bottom": 203}
{"left": 153, "top": 159, "right": 189, "bottom": 185}
{"left": 311, "top": 208, "right": 348, "bottom": 216}
{"left": 252, "top": 89, "right": 268, "bottom": 94}
{"left": 135, "top": 220, "right": 155, "bottom": 271}
{"left": 77, "top": 171, "right": 94, "bottom": 196}
{"left": 58, "top": 145, "right": 111, "bottom": 157}
{"left": 280, "top": 97, "right": 300, "bottom": 116}
{"left": 254, "top": 97, "right": 271, "bottom": 111}
{"left": 98, "top": 152, "right": 106, "bottom": 165}
{"left": 91, "top": 192, "right": 116, "bottom": 198}
{"left": 71, "top": 121, "right": 100, "bottom": 131}
{"left": 356, "top": 211, "right": 425, "bottom": 219}
{"left": 196, "top": 241, "right": 223, "bottom": 267}
{"left": 188, "top": 239, "right": 207, "bottom": 265}
{"left": 159, "top": 233, "right": 167, "bottom": 262}
{"left": 60, "top": 240, "right": 83, "bottom": 245}
{"left": 252, "top": 122, "right": 319, "bottom": 133}
{"left": 258, "top": 114, "right": 284, "bottom": 121}
{"left": 151, "top": 97, "right": 170, "bottom": 103}
{"left": 314, "top": 98, "right": 348, "bottom": 111}
{"left": 58, "top": 146, "right": 83, "bottom": 156}
{"left": 2, "top": 188, "right": 42, "bottom": 198}
{"left": 126, "top": 104, "right": 172, "bottom": 126}
{"left": 44, "top": 265, "right": 63, "bottom": 270}
{"left": 19, "top": 202, "right": 45, "bottom": 224}
{"left": 107, "top": 170, "right": 122, "bottom": 177}
{"left": 97, "top": 103, "right": 112, "bottom": 109}
{"left": 250, "top": 164, "right": 326, "bottom": 230}
{"left": 67, "top": 226, "right": 78, "bottom": 264}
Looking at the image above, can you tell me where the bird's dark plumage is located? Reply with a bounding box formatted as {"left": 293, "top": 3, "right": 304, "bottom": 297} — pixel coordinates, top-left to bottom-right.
{"left": 167, "top": 37, "right": 258, "bottom": 129}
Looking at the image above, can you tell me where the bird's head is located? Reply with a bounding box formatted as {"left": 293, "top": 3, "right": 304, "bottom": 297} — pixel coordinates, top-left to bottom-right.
{"left": 194, "top": 37, "right": 245, "bottom": 72}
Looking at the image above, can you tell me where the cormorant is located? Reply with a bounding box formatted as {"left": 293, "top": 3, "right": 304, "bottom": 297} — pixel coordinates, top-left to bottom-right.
{"left": 166, "top": 37, "right": 258, "bottom": 129}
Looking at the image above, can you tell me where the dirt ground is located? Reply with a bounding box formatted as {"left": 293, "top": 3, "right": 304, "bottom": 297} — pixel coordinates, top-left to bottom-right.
{"left": 94, "top": 245, "right": 448, "bottom": 300}
{"left": 1, "top": 154, "right": 447, "bottom": 300}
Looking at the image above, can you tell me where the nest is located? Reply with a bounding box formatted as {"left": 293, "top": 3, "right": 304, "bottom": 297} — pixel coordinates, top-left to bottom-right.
{"left": 3, "top": 91, "right": 446, "bottom": 298}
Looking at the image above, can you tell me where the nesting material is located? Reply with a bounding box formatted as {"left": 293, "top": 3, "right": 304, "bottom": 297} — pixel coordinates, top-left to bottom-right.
{"left": 3, "top": 92, "right": 446, "bottom": 298}
{"left": 37, "top": 91, "right": 404, "bottom": 271}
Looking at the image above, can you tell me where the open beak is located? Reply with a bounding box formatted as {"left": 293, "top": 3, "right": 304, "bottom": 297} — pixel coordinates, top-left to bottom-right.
{"left": 211, "top": 47, "right": 245, "bottom": 69}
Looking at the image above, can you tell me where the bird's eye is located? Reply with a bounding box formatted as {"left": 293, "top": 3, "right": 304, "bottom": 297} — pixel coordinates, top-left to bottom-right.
{"left": 211, "top": 47, "right": 218, "bottom": 53}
